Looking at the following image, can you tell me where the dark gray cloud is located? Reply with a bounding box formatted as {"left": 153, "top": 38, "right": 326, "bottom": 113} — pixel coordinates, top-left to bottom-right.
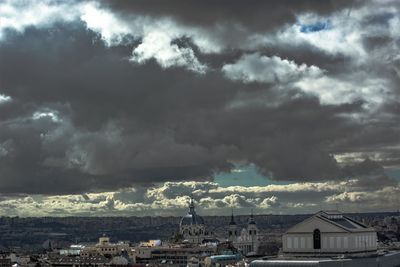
{"left": 100, "top": 0, "right": 359, "bottom": 32}
{"left": 0, "top": 0, "right": 399, "bottom": 197}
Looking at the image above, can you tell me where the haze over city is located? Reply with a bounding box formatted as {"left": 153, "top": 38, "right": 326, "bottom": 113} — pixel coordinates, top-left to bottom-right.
{"left": 0, "top": 0, "right": 400, "bottom": 218}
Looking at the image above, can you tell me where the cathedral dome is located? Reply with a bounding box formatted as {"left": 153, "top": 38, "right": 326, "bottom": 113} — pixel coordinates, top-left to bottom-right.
{"left": 180, "top": 213, "right": 205, "bottom": 225}
{"left": 180, "top": 198, "right": 204, "bottom": 226}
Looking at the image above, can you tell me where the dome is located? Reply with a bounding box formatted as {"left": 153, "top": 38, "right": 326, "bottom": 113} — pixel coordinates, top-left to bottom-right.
{"left": 181, "top": 213, "right": 205, "bottom": 225}
{"left": 180, "top": 198, "right": 204, "bottom": 226}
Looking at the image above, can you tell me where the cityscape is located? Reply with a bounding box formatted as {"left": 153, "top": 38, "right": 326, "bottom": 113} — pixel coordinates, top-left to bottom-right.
{"left": 0, "top": 201, "right": 399, "bottom": 266}
{"left": 1, "top": 0, "right": 400, "bottom": 266}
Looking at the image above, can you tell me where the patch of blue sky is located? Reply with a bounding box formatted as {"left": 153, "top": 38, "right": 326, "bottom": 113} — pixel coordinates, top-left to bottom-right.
{"left": 214, "top": 164, "right": 288, "bottom": 187}
{"left": 214, "top": 164, "right": 400, "bottom": 187}
{"left": 300, "top": 21, "right": 330, "bottom": 33}
{"left": 385, "top": 168, "right": 400, "bottom": 182}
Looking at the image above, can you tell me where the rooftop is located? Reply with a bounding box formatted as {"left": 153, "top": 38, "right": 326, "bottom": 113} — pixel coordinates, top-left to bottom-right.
{"left": 316, "top": 211, "right": 370, "bottom": 232}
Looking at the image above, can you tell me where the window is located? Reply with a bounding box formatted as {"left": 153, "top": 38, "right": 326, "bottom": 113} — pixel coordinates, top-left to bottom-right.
{"left": 323, "top": 237, "right": 327, "bottom": 249}
{"left": 336, "top": 237, "right": 341, "bottom": 249}
{"left": 287, "top": 237, "right": 292, "bottom": 249}
{"left": 294, "top": 237, "right": 299, "bottom": 249}
{"left": 329, "top": 237, "right": 334, "bottom": 249}
{"left": 313, "top": 229, "right": 321, "bottom": 249}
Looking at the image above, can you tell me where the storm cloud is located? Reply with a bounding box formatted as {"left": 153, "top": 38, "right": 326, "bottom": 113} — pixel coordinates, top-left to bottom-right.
{"left": 0, "top": 0, "right": 399, "bottom": 215}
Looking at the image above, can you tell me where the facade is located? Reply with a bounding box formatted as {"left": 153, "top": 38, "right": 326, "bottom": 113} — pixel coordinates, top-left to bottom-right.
{"left": 228, "top": 212, "right": 261, "bottom": 255}
{"left": 49, "top": 255, "right": 111, "bottom": 266}
{"left": 80, "top": 235, "right": 132, "bottom": 258}
{"left": 133, "top": 244, "right": 216, "bottom": 267}
{"left": 282, "top": 211, "right": 377, "bottom": 256}
{"left": 251, "top": 210, "right": 400, "bottom": 267}
{"left": 180, "top": 198, "right": 210, "bottom": 244}
{"left": 0, "top": 254, "right": 11, "bottom": 267}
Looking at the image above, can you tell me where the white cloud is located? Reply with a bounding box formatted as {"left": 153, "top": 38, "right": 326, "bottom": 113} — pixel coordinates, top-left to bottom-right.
{"left": 294, "top": 75, "right": 390, "bottom": 106}
{"left": 80, "top": 2, "right": 133, "bottom": 46}
{"left": 259, "top": 196, "right": 279, "bottom": 208}
{"left": 0, "top": 178, "right": 396, "bottom": 217}
{"left": 0, "top": 0, "right": 81, "bottom": 40}
{"left": 79, "top": 3, "right": 213, "bottom": 72}
{"left": 325, "top": 186, "right": 400, "bottom": 211}
{"left": 261, "top": 11, "right": 367, "bottom": 60}
{"left": 32, "top": 111, "right": 61, "bottom": 122}
{"left": 229, "top": 4, "right": 399, "bottom": 107}
{"left": 222, "top": 53, "right": 323, "bottom": 84}
{"left": 131, "top": 30, "right": 207, "bottom": 73}
{"left": 0, "top": 1, "right": 208, "bottom": 73}
{"left": 0, "top": 94, "right": 11, "bottom": 103}
{"left": 222, "top": 52, "right": 391, "bottom": 106}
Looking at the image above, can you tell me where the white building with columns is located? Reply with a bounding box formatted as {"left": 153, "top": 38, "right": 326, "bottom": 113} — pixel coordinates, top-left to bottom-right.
{"left": 282, "top": 210, "right": 377, "bottom": 256}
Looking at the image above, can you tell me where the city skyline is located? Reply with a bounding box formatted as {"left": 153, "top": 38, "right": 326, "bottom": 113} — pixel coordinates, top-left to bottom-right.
{"left": 0, "top": 0, "right": 400, "bottom": 217}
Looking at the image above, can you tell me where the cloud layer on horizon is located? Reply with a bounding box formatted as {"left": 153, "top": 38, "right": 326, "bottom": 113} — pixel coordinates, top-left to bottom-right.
{"left": 0, "top": 178, "right": 398, "bottom": 217}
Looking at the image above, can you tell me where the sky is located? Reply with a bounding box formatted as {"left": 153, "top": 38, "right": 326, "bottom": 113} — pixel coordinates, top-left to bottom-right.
{"left": 0, "top": 0, "right": 399, "bottom": 217}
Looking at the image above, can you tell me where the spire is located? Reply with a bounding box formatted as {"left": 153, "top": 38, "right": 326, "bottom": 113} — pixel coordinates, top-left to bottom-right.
{"left": 229, "top": 209, "right": 236, "bottom": 225}
{"left": 188, "top": 196, "right": 196, "bottom": 214}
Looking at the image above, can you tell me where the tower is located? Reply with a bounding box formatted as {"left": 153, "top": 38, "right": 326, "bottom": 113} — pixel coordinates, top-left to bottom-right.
{"left": 228, "top": 210, "right": 239, "bottom": 242}
{"left": 247, "top": 211, "right": 259, "bottom": 254}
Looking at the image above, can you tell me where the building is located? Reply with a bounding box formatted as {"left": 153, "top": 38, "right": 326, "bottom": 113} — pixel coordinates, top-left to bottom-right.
{"left": 180, "top": 198, "right": 210, "bottom": 244}
{"left": 282, "top": 211, "right": 377, "bottom": 256}
{"left": 204, "top": 254, "right": 243, "bottom": 267}
{"left": 59, "top": 244, "right": 84, "bottom": 256}
{"left": 48, "top": 255, "right": 111, "bottom": 266}
{"left": 204, "top": 241, "right": 243, "bottom": 267}
{"left": 228, "top": 211, "right": 261, "bottom": 255}
{"left": 139, "top": 239, "right": 162, "bottom": 247}
{"left": 80, "top": 235, "right": 132, "bottom": 258}
{"left": 0, "top": 253, "right": 11, "bottom": 267}
{"left": 49, "top": 235, "right": 132, "bottom": 266}
{"left": 132, "top": 243, "right": 216, "bottom": 267}
{"left": 250, "top": 211, "right": 400, "bottom": 267}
